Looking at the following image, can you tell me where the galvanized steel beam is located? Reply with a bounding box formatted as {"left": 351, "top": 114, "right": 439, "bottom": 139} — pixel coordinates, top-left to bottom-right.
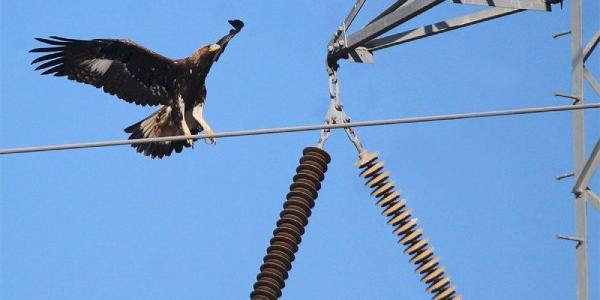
{"left": 573, "top": 139, "right": 600, "bottom": 196}
{"left": 329, "top": 0, "right": 366, "bottom": 46}
{"left": 583, "top": 68, "right": 600, "bottom": 95}
{"left": 451, "top": 0, "right": 551, "bottom": 11}
{"left": 328, "top": 0, "right": 444, "bottom": 61}
{"left": 583, "top": 29, "right": 600, "bottom": 62}
{"left": 341, "top": 0, "right": 366, "bottom": 29}
{"left": 346, "top": 0, "right": 444, "bottom": 47}
{"left": 570, "top": 0, "right": 589, "bottom": 298}
{"left": 366, "top": 0, "right": 410, "bottom": 26}
{"left": 365, "top": 7, "right": 523, "bottom": 51}
{"left": 588, "top": 190, "right": 600, "bottom": 212}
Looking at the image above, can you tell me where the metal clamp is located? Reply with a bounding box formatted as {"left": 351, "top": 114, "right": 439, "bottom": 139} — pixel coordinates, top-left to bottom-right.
{"left": 317, "top": 65, "right": 364, "bottom": 153}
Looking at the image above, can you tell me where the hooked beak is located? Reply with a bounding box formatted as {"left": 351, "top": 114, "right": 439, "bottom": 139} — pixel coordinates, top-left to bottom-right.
{"left": 208, "top": 44, "right": 222, "bottom": 52}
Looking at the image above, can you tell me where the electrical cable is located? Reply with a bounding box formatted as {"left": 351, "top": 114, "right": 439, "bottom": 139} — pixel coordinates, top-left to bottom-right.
{"left": 0, "top": 103, "right": 598, "bottom": 155}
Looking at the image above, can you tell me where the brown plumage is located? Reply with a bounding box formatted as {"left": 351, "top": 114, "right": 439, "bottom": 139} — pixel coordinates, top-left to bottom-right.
{"left": 31, "top": 19, "right": 244, "bottom": 158}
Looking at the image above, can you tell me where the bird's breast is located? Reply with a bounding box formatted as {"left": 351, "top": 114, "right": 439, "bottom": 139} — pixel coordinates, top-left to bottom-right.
{"left": 178, "top": 84, "right": 205, "bottom": 108}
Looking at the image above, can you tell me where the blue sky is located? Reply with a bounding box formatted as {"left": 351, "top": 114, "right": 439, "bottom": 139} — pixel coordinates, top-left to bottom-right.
{"left": 1, "top": 1, "right": 599, "bottom": 299}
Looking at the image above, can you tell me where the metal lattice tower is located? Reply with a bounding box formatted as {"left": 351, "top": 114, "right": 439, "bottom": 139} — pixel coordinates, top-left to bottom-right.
{"left": 252, "top": 1, "right": 598, "bottom": 299}
{"left": 321, "top": 1, "right": 599, "bottom": 299}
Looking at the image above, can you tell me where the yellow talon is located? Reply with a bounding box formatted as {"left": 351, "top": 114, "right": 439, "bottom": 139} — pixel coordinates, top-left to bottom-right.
{"left": 204, "top": 128, "right": 216, "bottom": 145}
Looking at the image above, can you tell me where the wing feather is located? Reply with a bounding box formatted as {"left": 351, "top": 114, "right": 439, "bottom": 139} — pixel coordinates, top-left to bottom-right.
{"left": 31, "top": 37, "right": 178, "bottom": 106}
{"left": 32, "top": 52, "right": 63, "bottom": 64}
{"left": 30, "top": 46, "right": 65, "bottom": 52}
{"left": 34, "top": 58, "right": 63, "bottom": 70}
{"left": 34, "top": 37, "right": 69, "bottom": 46}
{"left": 49, "top": 36, "right": 85, "bottom": 42}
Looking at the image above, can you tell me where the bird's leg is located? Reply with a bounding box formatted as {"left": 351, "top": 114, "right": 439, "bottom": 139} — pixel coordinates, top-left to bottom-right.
{"left": 176, "top": 95, "right": 194, "bottom": 147}
{"left": 192, "top": 103, "right": 216, "bottom": 145}
{"left": 180, "top": 119, "right": 194, "bottom": 147}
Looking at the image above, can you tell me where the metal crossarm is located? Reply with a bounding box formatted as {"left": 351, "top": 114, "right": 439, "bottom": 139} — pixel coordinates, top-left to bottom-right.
{"left": 329, "top": 0, "right": 444, "bottom": 62}
{"left": 365, "top": 8, "right": 523, "bottom": 51}
{"left": 344, "top": 0, "right": 444, "bottom": 48}
{"left": 451, "top": 0, "right": 551, "bottom": 11}
{"left": 328, "top": 0, "right": 366, "bottom": 47}
{"left": 327, "top": 0, "right": 558, "bottom": 66}
{"left": 340, "top": 0, "right": 366, "bottom": 29}
{"left": 366, "top": 0, "right": 410, "bottom": 26}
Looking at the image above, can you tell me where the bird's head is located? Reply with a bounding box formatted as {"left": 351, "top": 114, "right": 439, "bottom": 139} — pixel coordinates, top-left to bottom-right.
{"left": 191, "top": 44, "right": 222, "bottom": 62}
{"left": 190, "top": 43, "right": 222, "bottom": 73}
{"left": 189, "top": 19, "right": 243, "bottom": 74}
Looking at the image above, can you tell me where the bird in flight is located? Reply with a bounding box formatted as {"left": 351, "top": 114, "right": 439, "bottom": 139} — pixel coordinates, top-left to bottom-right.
{"left": 31, "top": 19, "right": 244, "bottom": 158}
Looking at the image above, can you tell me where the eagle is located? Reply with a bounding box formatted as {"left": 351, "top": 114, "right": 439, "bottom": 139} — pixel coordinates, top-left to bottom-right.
{"left": 31, "top": 19, "right": 244, "bottom": 158}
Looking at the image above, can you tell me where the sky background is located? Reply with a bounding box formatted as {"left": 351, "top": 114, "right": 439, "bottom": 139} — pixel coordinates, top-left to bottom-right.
{"left": 1, "top": 1, "right": 599, "bottom": 299}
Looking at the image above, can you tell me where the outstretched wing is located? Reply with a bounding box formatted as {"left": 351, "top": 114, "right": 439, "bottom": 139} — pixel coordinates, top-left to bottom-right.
{"left": 31, "top": 37, "right": 178, "bottom": 106}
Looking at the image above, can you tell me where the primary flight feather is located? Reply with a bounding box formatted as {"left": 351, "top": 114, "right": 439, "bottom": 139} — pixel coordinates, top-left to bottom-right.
{"left": 31, "top": 19, "right": 244, "bottom": 158}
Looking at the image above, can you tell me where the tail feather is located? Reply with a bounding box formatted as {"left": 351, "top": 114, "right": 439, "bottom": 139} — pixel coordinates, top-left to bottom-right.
{"left": 124, "top": 106, "right": 193, "bottom": 159}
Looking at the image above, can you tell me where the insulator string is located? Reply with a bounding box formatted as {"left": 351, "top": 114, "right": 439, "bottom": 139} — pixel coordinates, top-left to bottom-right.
{"left": 357, "top": 151, "right": 461, "bottom": 300}
{"left": 250, "top": 147, "right": 331, "bottom": 300}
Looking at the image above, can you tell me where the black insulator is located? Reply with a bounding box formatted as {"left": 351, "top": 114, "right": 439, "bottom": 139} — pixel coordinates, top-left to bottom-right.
{"left": 357, "top": 151, "right": 461, "bottom": 300}
{"left": 250, "top": 147, "right": 330, "bottom": 300}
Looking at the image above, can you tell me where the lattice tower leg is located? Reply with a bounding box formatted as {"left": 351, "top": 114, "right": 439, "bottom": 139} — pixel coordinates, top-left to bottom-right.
{"left": 356, "top": 151, "right": 461, "bottom": 300}
{"left": 250, "top": 147, "right": 331, "bottom": 300}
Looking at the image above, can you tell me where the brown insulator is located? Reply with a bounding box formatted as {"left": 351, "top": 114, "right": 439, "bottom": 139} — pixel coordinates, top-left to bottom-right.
{"left": 250, "top": 147, "right": 330, "bottom": 300}
{"left": 356, "top": 151, "right": 461, "bottom": 300}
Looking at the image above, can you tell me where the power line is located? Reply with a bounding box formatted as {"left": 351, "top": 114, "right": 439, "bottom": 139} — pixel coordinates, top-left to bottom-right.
{"left": 1, "top": 103, "right": 599, "bottom": 155}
